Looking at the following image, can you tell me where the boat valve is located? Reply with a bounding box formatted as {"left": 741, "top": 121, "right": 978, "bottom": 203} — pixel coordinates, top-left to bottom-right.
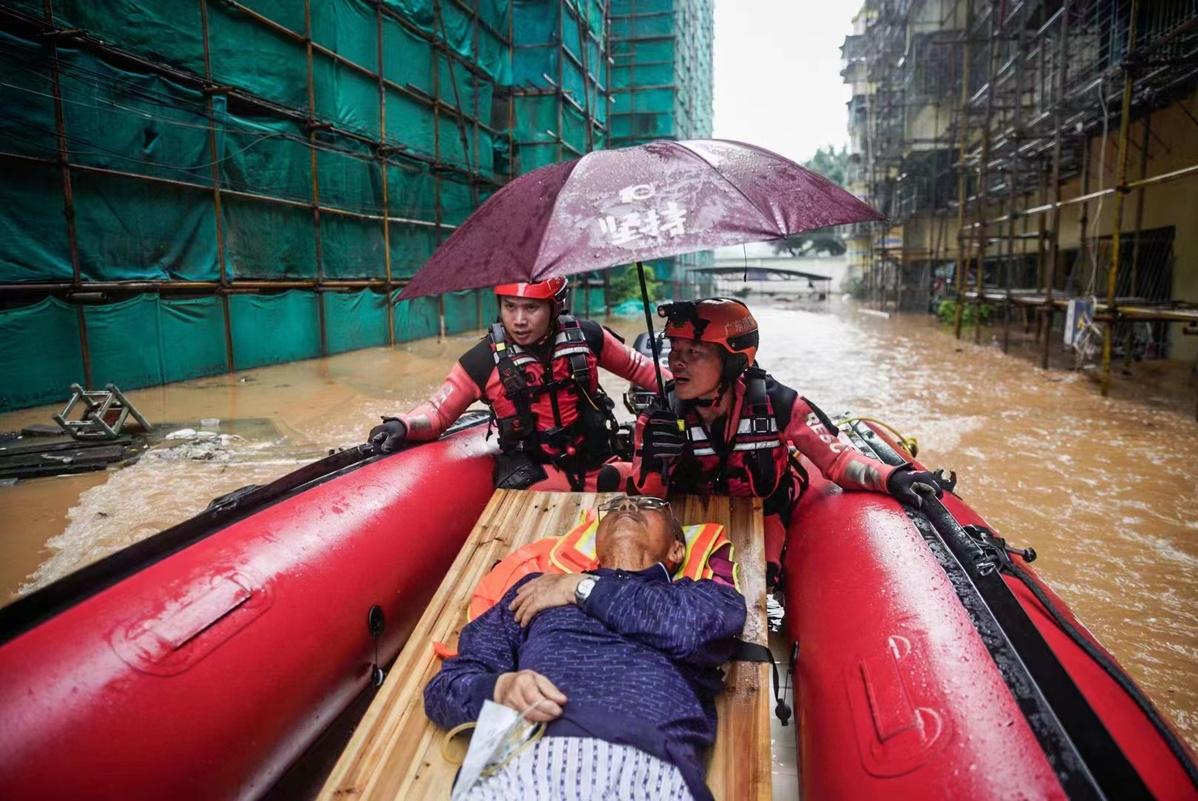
{"left": 368, "top": 605, "right": 386, "bottom": 688}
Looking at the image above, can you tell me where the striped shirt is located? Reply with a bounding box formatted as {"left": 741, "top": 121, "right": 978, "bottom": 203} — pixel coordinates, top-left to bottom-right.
{"left": 459, "top": 736, "right": 693, "bottom": 801}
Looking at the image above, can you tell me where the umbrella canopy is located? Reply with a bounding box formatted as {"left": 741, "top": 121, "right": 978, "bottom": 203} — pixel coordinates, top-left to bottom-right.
{"left": 399, "top": 139, "right": 882, "bottom": 299}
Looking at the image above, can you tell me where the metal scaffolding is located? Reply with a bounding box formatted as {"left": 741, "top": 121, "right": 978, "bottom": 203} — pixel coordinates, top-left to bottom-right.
{"left": 844, "top": 0, "right": 1198, "bottom": 406}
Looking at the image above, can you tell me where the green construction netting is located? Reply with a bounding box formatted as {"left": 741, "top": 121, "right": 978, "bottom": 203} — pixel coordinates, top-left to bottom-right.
{"left": 392, "top": 293, "right": 440, "bottom": 342}
{"left": 382, "top": 17, "right": 433, "bottom": 94}
{"left": 208, "top": 5, "right": 308, "bottom": 110}
{"left": 229, "top": 291, "right": 321, "bottom": 369}
{"left": 443, "top": 289, "right": 482, "bottom": 334}
{"left": 0, "top": 298, "right": 84, "bottom": 411}
{"left": 86, "top": 295, "right": 228, "bottom": 389}
{"left": 313, "top": 0, "right": 378, "bottom": 73}
{"left": 0, "top": 0, "right": 635, "bottom": 409}
{"left": 323, "top": 289, "right": 389, "bottom": 354}
{"left": 0, "top": 159, "right": 72, "bottom": 283}
{"left": 221, "top": 197, "right": 316, "bottom": 280}
{"left": 0, "top": 294, "right": 234, "bottom": 411}
{"left": 53, "top": 0, "right": 205, "bottom": 75}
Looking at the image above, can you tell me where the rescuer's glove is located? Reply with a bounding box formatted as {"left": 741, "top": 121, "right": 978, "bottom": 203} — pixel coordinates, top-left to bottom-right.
{"left": 368, "top": 417, "right": 407, "bottom": 454}
{"left": 886, "top": 465, "right": 944, "bottom": 509}
{"left": 636, "top": 409, "right": 686, "bottom": 487}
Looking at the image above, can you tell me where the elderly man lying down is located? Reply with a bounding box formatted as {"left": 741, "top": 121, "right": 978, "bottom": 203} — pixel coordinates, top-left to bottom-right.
{"left": 424, "top": 495, "right": 747, "bottom": 801}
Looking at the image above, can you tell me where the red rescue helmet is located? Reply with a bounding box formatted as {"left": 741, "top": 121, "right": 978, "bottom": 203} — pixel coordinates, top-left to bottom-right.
{"left": 495, "top": 277, "right": 569, "bottom": 314}
{"left": 659, "top": 298, "right": 759, "bottom": 385}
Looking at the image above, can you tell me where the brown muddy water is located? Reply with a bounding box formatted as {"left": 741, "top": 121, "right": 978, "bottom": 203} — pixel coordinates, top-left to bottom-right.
{"left": 1, "top": 299, "right": 1196, "bottom": 752}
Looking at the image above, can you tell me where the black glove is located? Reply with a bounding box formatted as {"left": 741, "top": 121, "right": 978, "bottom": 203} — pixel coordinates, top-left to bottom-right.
{"left": 887, "top": 465, "right": 944, "bottom": 509}
{"left": 636, "top": 410, "right": 686, "bottom": 486}
{"left": 368, "top": 417, "right": 407, "bottom": 454}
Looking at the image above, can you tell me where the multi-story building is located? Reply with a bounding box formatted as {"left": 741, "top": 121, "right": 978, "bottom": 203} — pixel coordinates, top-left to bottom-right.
{"left": 843, "top": 0, "right": 1198, "bottom": 387}
{"left": 0, "top": 0, "right": 712, "bottom": 411}
{"left": 610, "top": 0, "right": 715, "bottom": 292}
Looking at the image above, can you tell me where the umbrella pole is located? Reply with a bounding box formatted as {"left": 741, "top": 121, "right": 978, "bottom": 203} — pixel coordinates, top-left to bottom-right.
{"left": 636, "top": 261, "right": 668, "bottom": 402}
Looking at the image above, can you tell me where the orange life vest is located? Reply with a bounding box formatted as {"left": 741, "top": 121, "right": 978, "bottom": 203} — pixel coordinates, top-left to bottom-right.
{"left": 464, "top": 511, "right": 735, "bottom": 622}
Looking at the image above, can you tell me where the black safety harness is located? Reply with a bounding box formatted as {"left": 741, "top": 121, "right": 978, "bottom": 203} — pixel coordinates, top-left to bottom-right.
{"left": 489, "top": 316, "right": 619, "bottom": 489}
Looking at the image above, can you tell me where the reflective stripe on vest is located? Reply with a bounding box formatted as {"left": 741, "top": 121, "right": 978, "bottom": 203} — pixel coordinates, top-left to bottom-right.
{"left": 673, "top": 373, "right": 791, "bottom": 499}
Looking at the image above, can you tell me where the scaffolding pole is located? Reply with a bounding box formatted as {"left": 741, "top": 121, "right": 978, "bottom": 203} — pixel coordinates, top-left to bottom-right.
{"left": 952, "top": 0, "right": 974, "bottom": 340}
{"left": 1101, "top": 0, "right": 1138, "bottom": 396}
{"left": 1042, "top": 0, "right": 1069, "bottom": 369}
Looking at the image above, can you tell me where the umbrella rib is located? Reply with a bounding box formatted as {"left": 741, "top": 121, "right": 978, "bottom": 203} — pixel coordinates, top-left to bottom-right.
{"left": 671, "top": 141, "right": 786, "bottom": 236}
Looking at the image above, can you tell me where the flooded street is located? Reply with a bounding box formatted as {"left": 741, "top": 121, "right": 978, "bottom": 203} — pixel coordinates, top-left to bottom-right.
{"left": 1, "top": 299, "right": 1195, "bottom": 750}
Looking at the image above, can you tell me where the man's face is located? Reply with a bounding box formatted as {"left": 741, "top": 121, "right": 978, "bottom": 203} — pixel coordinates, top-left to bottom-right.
{"left": 500, "top": 297, "right": 553, "bottom": 346}
{"left": 667, "top": 338, "right": 724, "bottom": 400}
{"left": 595, "top": 498, "right": 686, "bottom": 571}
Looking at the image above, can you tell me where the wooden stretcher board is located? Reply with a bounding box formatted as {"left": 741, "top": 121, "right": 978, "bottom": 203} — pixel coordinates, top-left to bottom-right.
{"left": 316, "top": 490, "right": 770, "bottom": 801}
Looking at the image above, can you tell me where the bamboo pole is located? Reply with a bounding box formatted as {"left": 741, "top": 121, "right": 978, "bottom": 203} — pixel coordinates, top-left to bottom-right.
{"left": 1041, "top": 0, "right": 1070, "bottom": 370}
{"left": 1034, "top": 164, "right": 1047, "bottom": 344}
{"left": 1101, "top": 0, "right": 1138, "bottom": 397}
{"left": 1124, "top": 112, "right": 1152, "bottom": 370}
{"left": 952, "top": 0, "right": 974, "bottom": 339}
{"left": 377, "top": 1, "right": 395, "bottom": 348}
{"left": 973, "top": 3, "right": 999, "bottom": 345}
{"left": 40, "top": 0, "right": 93, "bottom": 387}
{"left": 197, "top": 0, "right": 234, "bottom": 371}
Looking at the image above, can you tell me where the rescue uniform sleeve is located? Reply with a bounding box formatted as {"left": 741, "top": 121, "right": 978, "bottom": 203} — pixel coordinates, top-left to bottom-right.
{"left": 396, "top": 340, "right": 490, "bottom": 442}
{"left": 581, "top": 574, "right": 746, "bottom": 667}
{"left": 784, "top": 395, "right": 897, "bottom": 492}
{"left": 423, "top": 580, "right": 527, "bottom": 728}
{"left": 583, "top": 320, "right": 673, "bottom": 388}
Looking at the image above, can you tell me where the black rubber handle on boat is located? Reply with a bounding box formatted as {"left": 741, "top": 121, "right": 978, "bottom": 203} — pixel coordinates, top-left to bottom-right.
{"left": 0, "top": 414, "right": 491, "bottom": 645}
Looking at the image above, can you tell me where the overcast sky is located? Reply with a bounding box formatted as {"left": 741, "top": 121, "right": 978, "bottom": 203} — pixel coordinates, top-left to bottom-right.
{"left": 712, "top": 1, "right": 857, "bottom": 165}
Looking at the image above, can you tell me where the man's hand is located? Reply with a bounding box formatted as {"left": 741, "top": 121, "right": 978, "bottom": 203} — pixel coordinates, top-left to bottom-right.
{"left": 493, "top": 670, "right": 567, "bottom": 722}
{"left": 887, "top": 465, "right": 945, "bottom": 509}
{"left": 368, "top": 417, "right": 407, "bottom": 453}
{"left": 509, "top": 574, "right": 585, "bottom": 627}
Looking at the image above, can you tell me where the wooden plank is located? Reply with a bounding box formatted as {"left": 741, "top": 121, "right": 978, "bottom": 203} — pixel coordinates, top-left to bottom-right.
{"left": 316, "top": 490, "right": 769, "bottom": 801}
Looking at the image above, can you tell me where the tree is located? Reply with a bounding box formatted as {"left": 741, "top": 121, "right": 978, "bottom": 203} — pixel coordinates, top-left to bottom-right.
{"left": 771, "top": 232, "right": 846, "bottom": 257}
{"left": 803, "top": 144, "right": 851, "bottom": 186}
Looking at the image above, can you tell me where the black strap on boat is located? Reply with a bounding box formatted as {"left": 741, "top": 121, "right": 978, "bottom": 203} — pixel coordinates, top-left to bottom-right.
{"left": 732, "top": 640, "right": 791, "bottom": 726}
{"left": 994, "top": 535, "right": 1198, "bottom": 794}
{"left": 848, "top": 421, "right": 1157, "bottom": 799}
{"left": 915, "top": 495, "right": 1153, "bottom": 800}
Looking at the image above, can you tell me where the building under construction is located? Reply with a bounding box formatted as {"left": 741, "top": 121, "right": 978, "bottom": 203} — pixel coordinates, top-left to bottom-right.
{"left": 843, "top": 0, "right": 1198, "bottom": 393}
{"left": 0, "top": 0, "right": 712, "bottom": 412}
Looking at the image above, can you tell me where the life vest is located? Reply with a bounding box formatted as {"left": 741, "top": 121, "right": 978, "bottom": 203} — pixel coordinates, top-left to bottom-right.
{"left": 669, "top": 367, "right": 794, "bottom": 515}
{"left": 464, "top": 511, "right": 736, "bottom": 622}
{"left": 488, "top": 316, "right": 618, "bottom": 472}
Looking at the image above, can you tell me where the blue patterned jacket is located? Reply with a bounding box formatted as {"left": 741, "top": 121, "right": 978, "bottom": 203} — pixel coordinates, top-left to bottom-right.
{"left": 423, "top": 563, "right": 747, "bottom": 801}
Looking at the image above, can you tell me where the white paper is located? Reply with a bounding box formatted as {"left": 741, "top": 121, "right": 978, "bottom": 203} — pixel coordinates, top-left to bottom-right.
{"left": 451, "top": 700, "right": 527, "bottom": 800}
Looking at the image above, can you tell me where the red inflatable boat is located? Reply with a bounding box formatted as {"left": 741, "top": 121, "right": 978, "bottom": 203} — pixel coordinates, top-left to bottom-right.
{"left": 0, "top": 414, "right": 1195, "bottom": 800}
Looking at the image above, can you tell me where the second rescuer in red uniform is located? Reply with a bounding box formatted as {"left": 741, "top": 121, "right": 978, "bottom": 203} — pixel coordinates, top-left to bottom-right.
{"left": 632, "top": 298, "right": 943, "bottom": 584}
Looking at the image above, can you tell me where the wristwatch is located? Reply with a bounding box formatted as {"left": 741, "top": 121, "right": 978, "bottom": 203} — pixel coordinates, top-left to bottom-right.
{"left": 574, "top": 575, "right": 598, "bottom": 606}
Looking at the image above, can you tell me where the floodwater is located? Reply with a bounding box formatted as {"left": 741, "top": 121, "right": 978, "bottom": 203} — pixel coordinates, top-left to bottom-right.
{"left": 1, "top": 299, "right": 1196, "bottom": 754}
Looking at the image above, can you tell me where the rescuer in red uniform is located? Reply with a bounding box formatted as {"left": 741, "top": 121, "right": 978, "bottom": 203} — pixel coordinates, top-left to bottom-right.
{"left": 632, "top": 298, "right": 942, "bottom": 584}
{"left": 368, "top": 278, "right": 667, "bottom": 491}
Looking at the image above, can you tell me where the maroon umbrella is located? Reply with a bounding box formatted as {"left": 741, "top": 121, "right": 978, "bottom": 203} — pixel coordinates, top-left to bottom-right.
{"left": 398, "top": 139, "right": 882, "bottom": 300}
